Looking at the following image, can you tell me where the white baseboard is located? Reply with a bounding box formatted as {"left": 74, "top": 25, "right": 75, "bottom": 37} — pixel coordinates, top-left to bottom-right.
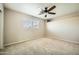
{"left": 4, "top": 40, "right": 29, "bottom": 47}
{"left": 60, "top": 39, "right": 79, "bottom": 44}
{"left": 4, "top": 38, "right": 42, "bottom": 47}
{"left": 47, "top": 36, "right": 79, "bottom": 44}
{"left": 4, "top": 37, "right": 79, "bottom": 47}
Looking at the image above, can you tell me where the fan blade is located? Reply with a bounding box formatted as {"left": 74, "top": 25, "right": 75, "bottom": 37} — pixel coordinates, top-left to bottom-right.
{"left": 47, "top": 19, "right": 52, "bottom": 22}
{"left": 48, "top": 5, "right": 56, "bottom": 12}
{"left": 48, "top": 12, "right": 56, "bottom": 15}
{"left": 38, "top": 9, "right": 45, "bottom": 15}
{"left": 48, "top": 12, "right": 56, "bottom": 14}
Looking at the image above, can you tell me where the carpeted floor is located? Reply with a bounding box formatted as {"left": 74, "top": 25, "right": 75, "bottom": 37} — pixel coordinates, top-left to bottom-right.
{"left": 0, "top": 38, "right": 79, "bottom": 55}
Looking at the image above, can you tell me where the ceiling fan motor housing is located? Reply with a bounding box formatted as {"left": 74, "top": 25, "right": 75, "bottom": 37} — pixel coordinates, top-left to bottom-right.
{"left": 44, "top": 7, "right": 48, "bottom": 12}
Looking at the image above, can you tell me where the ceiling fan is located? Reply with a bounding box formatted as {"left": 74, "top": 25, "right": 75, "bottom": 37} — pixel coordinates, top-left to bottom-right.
{"left": 39, "top": 5, "right": 56, "bottom": 17}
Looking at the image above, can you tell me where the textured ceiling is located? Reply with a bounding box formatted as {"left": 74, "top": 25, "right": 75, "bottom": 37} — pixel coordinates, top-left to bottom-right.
{"left": 4, "top": 3, "right": 79, "bottom": 19}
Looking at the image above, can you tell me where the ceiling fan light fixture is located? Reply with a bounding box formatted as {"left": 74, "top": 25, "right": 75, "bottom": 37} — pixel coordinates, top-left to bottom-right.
{"left": 45, "top": 14, "right": 47, "bottom": 17}
{"left": 39, "top": 5, "right": 56, "bottom": 18}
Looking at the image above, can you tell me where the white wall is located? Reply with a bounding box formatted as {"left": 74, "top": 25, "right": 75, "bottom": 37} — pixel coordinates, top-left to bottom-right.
{"left": 46, "top": 12, "right": 79, "bottom": 43}
{"left": 0, "top": 4, "right": 4, "bottom": 49}
{"left": 4, "top": 8, "right": 45, "bottom": 46}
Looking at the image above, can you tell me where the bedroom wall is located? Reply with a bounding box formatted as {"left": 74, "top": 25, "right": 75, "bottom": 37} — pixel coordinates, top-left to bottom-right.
{"left": 46, "top": 12, "right": 79, "bottom": 43}
{"left": 4, "top": 8, "right": 45, "bottom": 46}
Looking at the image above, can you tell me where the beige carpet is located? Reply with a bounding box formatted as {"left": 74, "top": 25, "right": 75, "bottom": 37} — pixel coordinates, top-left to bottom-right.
{"left": 0, "top": 38, "right": 79, "bottom": 55}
